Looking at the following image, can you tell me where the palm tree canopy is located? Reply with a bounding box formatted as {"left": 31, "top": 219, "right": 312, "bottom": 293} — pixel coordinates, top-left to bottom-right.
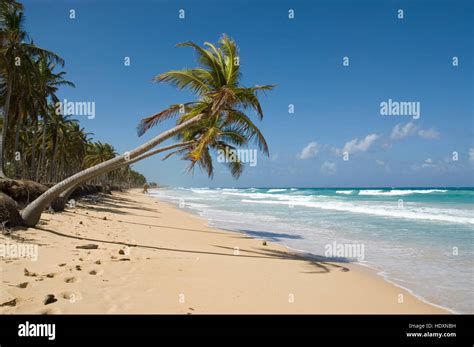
{"left": 84, "top": 141, "right": 117, "bottom": 168}
{"left": 137, "top": 35, "right": 274, "bottom": 178}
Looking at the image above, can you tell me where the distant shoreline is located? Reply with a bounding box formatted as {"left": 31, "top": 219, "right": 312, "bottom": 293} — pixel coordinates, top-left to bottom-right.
{"left": 157, "top": 186, "right": 474, "bottom": 190}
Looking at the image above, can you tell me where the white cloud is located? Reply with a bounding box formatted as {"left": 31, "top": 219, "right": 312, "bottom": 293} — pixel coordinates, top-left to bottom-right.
{"left": 321, "top": 161, "right": 336, "bottom": 175}
{"left": 390, "top": 122, "right": 417, "bottom": 140}
{"left": 469, "top": 148, "right": 474, "bottom": 163}
{"left": 298, "top": 141, "right": 318, "bottom": 160}
{"left": 375, "top": 160, "right": 385, "bottom": 166}
{"left": 342, "top": 134, "right": 379, "bottom": 154}
{"left": 418, "top": 128, "right": 440, "bottom": 140}
{"left": 270, "top": 153, "right": 279, "bottom": 161}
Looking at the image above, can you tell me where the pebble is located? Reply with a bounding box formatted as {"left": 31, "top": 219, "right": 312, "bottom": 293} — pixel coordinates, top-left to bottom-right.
{"left": 17, "top": 282, "right": 28, "bottom": 289}
{"left": 24, "top": 268, "right": 37, "bottom": 277}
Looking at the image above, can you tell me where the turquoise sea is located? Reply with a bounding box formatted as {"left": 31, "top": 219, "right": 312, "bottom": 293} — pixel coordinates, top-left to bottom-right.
{"left": 151, "top": 187, "right": 474, "bottom": 313}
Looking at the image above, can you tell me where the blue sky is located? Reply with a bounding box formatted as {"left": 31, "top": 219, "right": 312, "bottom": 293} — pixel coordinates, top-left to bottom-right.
{"left": 24, "top": 0, "right": 473, "bottom": 187}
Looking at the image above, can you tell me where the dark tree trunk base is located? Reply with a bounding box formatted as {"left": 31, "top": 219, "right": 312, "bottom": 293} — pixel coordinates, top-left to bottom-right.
{"left": 0, "top": 179, "right": 48, "bottom": 208}
{"left": 0, "top": 193, "right": 22, "bottom": 227}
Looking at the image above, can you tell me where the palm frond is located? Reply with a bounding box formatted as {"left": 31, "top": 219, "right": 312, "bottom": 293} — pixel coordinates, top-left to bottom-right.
{"left": 137, "top": 102, "right": 200, "bottom": 136}
{"left": 153, "top": 69, "right": 209, "bottom": 94}
{"left": 178, "top": 41, "right": 225, "bottom": 88}
{"left": 219, "top": 35, "right": 240, "bottom": 85}
{"left": 224, "top": 109, "right": 269, "bottom": 155}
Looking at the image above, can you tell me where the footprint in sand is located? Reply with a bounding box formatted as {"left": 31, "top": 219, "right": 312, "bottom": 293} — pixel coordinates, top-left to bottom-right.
{"left": 64, "top": 276, "right": 80, "bottom": 283}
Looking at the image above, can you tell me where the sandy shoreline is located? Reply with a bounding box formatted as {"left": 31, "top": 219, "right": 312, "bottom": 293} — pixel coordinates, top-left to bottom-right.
{"left": 0, "top": 190, "right": 447, "bottom": 314}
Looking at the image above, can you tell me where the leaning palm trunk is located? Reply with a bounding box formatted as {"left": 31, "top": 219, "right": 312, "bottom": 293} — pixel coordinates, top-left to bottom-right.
{"left": 20, "top": 115, "right": 204, "bottom": 226}
{"left": 51, "top": 140, "right": 195, "bottom": 211}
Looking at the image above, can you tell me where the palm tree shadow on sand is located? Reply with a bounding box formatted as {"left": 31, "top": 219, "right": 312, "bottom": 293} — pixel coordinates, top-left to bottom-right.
{"left": 16, "top": 193, "right": 353, "bottom": 274}
{"left": 21, "top": 220, "right": 352, "bottom": 275}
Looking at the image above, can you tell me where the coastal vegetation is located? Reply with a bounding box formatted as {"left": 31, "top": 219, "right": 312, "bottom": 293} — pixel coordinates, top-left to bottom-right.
{"left": 0, "top": 1, "right": 145, "bottom": 223}
{"left": 0, "top": 0, "right": 273, "bottom": 227}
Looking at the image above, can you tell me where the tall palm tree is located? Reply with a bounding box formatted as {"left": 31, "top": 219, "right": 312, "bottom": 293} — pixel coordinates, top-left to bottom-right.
{"left": 34, "top": 55, "right": 74, "bottom": 180}
{"left": 21, "top": 35, "right": 273, "bottom": 227}
{"left": 0, "top": 5, "right": 63, "bottom": 178}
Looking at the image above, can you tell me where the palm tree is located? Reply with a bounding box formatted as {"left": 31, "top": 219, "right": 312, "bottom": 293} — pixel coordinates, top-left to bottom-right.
{"left": 84, "top": 142, "right": 117, "bottom": 167}
{"left": 52, "top": 35, "right": 272, "bottom": 189}
{"left": 21, "top": 35, "right": 273, "bottom": 227}
{"left": 34, "top": 55, "right": 75, "bottom": 180}
{"left": 0, "top": 5, "right": 64, "bottom": 178}
{"left": 83, "top": 142, "right": 117, "bottom": 185}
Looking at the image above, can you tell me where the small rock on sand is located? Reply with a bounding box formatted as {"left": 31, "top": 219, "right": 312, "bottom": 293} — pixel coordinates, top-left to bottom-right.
{"left": 43, "top": 295, "right": 58, "bottom": 305}
{"left": 24, "top": 268, "right": 37, "bottom": 277}
{"left": 17, "top": 282, "right": 28, "bottom": 288}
